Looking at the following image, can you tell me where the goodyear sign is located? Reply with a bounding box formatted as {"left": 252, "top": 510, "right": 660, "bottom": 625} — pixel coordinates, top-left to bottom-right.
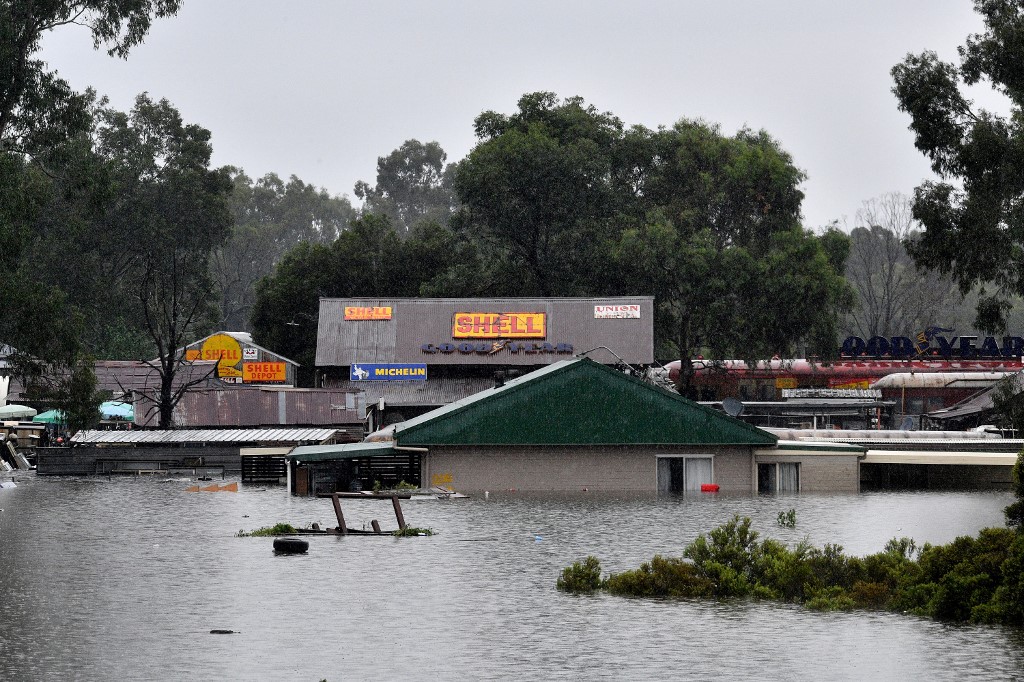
{"left": 350, "top": 363, "right": 427, "bottom": 381}
{"left": 452, "top": 312, "right": 546, "bottom": 339}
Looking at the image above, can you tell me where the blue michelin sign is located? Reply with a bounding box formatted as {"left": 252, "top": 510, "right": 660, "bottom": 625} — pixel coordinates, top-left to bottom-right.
{"left": 350, "top": 363, "right": 428, "bottom": 381}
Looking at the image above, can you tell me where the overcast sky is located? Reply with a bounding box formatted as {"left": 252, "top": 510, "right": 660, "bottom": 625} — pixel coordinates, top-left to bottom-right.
{"left": 39, "top": 1, "right": 1004, "bottom": 230}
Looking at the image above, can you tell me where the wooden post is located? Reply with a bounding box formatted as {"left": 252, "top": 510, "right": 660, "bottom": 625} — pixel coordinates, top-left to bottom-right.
{"left": 332, "top": 493, "right": 348, "bottom": 534}
{"left": 371, "top": 520, "right": 381, "bottom": 534}
{"left": 391, "top": 495, "right": 407, "bottom": 530}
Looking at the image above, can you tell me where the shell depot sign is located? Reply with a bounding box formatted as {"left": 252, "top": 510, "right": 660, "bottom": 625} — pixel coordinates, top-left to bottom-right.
{"left": 186, "top": 334, "right": 288, "bottom": 384}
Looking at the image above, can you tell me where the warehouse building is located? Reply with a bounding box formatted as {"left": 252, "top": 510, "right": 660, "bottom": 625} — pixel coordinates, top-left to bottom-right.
{"left": 315, "top": 297, "right": 655, "bottom": 431}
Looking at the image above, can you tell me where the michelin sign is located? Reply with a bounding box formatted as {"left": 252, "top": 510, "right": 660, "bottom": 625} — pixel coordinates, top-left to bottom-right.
{"left": 350, "top": 363, "right": 428, "bottom": 381}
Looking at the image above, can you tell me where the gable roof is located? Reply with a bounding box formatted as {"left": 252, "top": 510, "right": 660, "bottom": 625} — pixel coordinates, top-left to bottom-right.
{"left": 394, "top": 358, "right": 776, "bottom": 447}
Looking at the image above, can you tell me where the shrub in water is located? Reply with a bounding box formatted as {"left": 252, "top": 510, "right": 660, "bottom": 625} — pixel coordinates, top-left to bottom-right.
{"left": 557, "top": 556, "right": 604, "bottom": 593}
{"left": 392, "top": 526, "right": 434, "bottom": 537}
{"left": 805, "top": 586, "right": 855, "bottom": 611}
{"left": 605, "top": 556, "right": 713, "bottom": 598}
{"left": 236, "top": 523, "right": 298, "bottom": 537}
{"left": 557, "top": 515, "right": 1024, "bottom": 626}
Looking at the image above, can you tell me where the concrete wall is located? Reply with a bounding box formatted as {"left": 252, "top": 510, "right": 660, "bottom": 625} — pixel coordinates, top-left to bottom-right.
{"left": 421, "top": 444, "right": 757, "bottom": 492}
{"left": 755, "top": 453, "right": 862, "bottom": 493}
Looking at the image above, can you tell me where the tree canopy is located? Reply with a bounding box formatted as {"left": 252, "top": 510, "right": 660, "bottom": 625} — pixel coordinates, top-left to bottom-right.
{"left": 354, "top": 139, "right": 456, "bottom": 235}
{"left": 255, "top": 93, "right": 853, "bottom": 392}
{"left": 892, "top": 0, "right": 1024, "bottom": 332}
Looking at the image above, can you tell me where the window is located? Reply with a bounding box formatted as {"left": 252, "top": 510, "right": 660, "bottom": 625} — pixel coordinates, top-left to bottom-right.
{"left": 657, "top": 456, "right": 714, "bottom": 493}
{"left": 758, "top": 462, "right": 799, "bottom": 493}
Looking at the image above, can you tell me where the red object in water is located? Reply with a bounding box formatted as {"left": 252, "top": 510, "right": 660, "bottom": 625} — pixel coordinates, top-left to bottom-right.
{"left": 700, "top": 483, "right": 720, "bottom": 493}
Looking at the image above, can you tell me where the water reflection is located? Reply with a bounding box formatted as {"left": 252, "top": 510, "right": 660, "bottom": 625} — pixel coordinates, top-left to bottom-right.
{"left": 0, "top": 475, "right": 1021, "bottom": 680}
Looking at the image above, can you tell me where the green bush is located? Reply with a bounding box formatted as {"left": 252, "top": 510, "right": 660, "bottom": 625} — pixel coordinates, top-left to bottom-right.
{"left": 556, "top": 515, "right": 1024, "bottom": 626}
{"left": 805, "top": 586, "right": 855, "bottom": 611}
{"left": 557, "top": 556, "right": 604, "bottom": 593}
{"left": 605, "top": 556, "right": 712, "bottom": 598}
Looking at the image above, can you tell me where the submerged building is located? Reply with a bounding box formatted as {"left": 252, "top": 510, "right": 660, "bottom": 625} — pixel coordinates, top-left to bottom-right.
{"left": 290, "top": 358, "right": 866, "bottom": 495}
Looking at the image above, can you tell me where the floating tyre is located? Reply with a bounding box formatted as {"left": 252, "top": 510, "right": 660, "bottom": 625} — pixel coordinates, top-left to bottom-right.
{"left": 273, "top": 537, "right": 309, "bottom": 554}
{"left": 700, "top": 483, "right": 720, "bottom": 493}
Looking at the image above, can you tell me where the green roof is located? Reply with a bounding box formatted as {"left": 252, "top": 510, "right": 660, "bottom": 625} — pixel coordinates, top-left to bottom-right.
{"left": 289, "top": 441, "right": 398, "bottom": 462}
{"left": 395, "top": 358, "right": 776, "bottom": 447}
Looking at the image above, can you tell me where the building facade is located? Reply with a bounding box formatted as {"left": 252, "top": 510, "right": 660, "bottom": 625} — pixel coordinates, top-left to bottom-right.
{"left": 316, "top": 297, "right": 655, "bottom": 430}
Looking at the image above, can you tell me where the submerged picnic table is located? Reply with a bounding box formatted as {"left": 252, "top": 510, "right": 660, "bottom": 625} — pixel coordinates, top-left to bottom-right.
{"left": 314, "top": 491, "right": 411, "bottom": 534}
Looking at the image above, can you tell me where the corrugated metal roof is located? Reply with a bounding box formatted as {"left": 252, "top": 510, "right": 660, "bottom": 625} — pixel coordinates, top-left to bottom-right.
{"left": 133, "top": 387, "right": 363, "bottom": 428}
{"left": 927, "top": 372, "right": 1023, "bottom": 421}
{"left": 330, "top": 376, "right": 496, "bottom": 410}
{"left": 762, "top": 428, "right": 1003, "bottom": 441}
{"left": 394, "top": 358, "right": 776, "bottom": 447}
{"left": 71, "top": 428, "right": 338, "bottom": 445}
{"left": 862, "top": 450, "right": 1018, "bottom": 466}
{"left": 316, "top": 297, "right": 654, "bottom": 368}
{"left": 758, "top": 440, "right": 866, "bottom": 456}
{"left": 289, "top": 441, "right": 399, "bottom": 461}
{"left": 6, "top": 360, "right": 221, "bottom": 403}
{"left": 871, "top": 372, "right": 1008, "bottom": 389}
{"left": 180, "top": 331, "right": 301, "bottom": 367}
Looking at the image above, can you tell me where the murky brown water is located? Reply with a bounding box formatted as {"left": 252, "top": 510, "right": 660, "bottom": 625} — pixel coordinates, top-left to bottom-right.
{"left": 1, "top": 474, "right": 1022, "bottom": 680}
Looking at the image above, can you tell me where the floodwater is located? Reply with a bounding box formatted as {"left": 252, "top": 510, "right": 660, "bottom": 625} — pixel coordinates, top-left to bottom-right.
{"left": 1, "top": 474, "right": 1023, "bottom": 681}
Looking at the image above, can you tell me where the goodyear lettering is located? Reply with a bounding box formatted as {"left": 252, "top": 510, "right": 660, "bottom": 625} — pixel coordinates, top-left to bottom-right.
{"left": 841, "top": 334, "right": 1024, "bottom": 359}
{"left": 421, "top": 342, "right": 573, "bottom": 354}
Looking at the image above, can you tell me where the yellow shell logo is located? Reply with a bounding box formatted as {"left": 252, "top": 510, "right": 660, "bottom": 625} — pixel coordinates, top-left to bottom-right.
{"left": 199, "top": 334, "right": 243, "bottom": 377}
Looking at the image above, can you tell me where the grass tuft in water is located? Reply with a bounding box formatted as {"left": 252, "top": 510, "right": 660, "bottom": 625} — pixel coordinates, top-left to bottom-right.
{"left": 236, "top": 523, "right": 298, "bottom": 537}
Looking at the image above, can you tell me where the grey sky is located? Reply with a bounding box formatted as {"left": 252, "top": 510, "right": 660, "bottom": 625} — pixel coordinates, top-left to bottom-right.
{"left": 40, "top": 1, "right": 1001, "bottom": 230}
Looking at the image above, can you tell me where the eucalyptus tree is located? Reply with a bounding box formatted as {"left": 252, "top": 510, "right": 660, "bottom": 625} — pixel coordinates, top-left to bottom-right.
{"left": 355, "top": 139, "right": 456, "bottom": 235}
{"left": 91, "top": 93, "right": 233, "bottom": 427}
{"left": 614, "top": 121, "right": 852, "bottom": 393}
{"left": 452, "top": 92, "right": 623, "bottom": 297}
{"left": 213, "top": 169, "right": 356, "bottom": 331}
{"left": 0, "top": 0, "right": 179, "bottom": 420}
{"left": 842, "top": 193, "right": 965, "bottom": 339}
{"left": 892, "top": 0, "right": 1024, "bottom": 332}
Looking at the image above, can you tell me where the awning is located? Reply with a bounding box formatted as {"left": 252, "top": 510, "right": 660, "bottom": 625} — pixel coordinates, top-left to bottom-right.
{"left": 289, "top": 441, "right": 401, "bottom": 462}
{"left": 1, "top": 404, "right": 37, "bottom": 420}
{"left": 32, "top": 409, "right": 66, "bottom": 424}
{"left": 100, "top": 401, "right": 133, "bottom": 420}
{"left": 862, "top": 450, "right": 1018, "bottom": 466}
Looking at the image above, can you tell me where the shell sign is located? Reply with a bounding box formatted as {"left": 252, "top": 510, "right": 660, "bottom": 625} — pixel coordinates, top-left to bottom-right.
{"left": 186, "top": 334, "right": 243, "bottom": 378}
{"left": 243, "top": 362, "right": 287, "bottom": 383}
{"left": 345, "top": 306, "right": 392, "bottom": 320}
{"left": 452, "top": 312, "right": 546, "bottom": 339}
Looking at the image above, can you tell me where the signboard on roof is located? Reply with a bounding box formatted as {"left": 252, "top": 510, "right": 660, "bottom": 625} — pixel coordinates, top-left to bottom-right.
{"left": 452, "top": 312, "right": 546, "bottom": 339}
{"left": 345, "top": 306, "right": 392, "bottom": 320}
{"left": 594, "top": 304, "right": 640, "bottom": 319}
{"left": 350, "top": 363, "right": 427, "bottom": 381}
{"left": 185, "top": 333, "right": 244, "bottom": 378}
{"left": 243, "top": 362, "right": 287, "bottom": 383}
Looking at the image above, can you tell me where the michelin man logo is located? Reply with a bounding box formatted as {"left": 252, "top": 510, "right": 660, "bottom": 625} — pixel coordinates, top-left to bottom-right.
{"left": 351, "top": 364, "right": 369, "bottom": 381}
